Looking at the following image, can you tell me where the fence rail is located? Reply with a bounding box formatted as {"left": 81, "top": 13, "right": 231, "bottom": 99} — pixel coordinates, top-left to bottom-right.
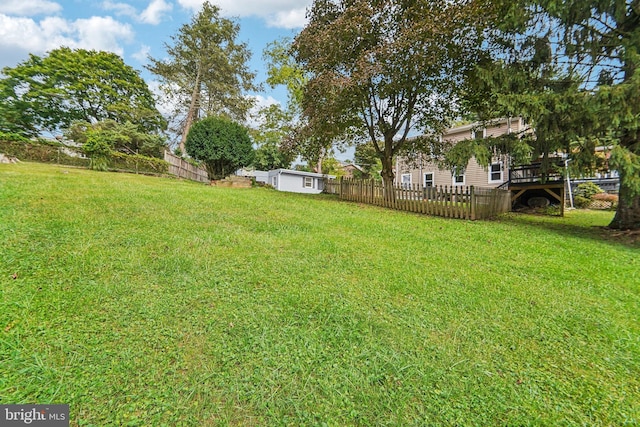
{"left": 324, "top": 178, "right": 511, "bottom": 220}
{"left": 164, "top": 150, "right": 209, "bottom": 183}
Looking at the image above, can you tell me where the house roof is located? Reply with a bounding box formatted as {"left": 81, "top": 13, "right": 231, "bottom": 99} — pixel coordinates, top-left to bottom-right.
{"left": 443, "top": 117, "right": 514, "bottom": 135}
{"left": 341, "top": 163, "right": 364, "bottom": 172}
{"left": 269, "top": 169, "right": 336, "bottom": 179}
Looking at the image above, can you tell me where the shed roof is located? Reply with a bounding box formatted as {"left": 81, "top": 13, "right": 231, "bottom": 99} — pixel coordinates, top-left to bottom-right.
{"left": 270, "top": 169, "right": 336, "bottom": 179}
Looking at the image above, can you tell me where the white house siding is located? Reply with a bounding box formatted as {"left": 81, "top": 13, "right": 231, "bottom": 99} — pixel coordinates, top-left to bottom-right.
{"left": 267, "top": 169, "right": 334, "bottom": 194}
{"left": 397, "top": 118, "right": 527, "bottom": 188}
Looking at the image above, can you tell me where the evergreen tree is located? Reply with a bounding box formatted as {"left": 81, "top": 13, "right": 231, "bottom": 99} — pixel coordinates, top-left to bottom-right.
{"left": 147, "top": 2, "right": 257, "bottom": 153}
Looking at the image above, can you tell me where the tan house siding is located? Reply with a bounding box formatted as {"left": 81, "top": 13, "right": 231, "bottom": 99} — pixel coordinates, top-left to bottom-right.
{"left": 396, "top": 118, "right": 527, "bottom": 188}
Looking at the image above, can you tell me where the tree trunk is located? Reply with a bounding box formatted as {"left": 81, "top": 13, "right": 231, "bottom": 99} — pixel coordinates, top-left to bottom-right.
{"left": 609, "top": 57, "right": 640, "bottom": 229}
{"left": 179, "top": 67, "right": 202, "bottom": 154}
{"left": 380, "top": 140, "right": 395, "bottom": 202}
{"left": 609, "top": 179, "right": 640, "bottom": 229}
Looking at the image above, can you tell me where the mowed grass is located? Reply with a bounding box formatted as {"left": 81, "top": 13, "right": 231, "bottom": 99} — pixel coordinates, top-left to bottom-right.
{"left": 0, "top": 162, "right": 638, "bottom": 426}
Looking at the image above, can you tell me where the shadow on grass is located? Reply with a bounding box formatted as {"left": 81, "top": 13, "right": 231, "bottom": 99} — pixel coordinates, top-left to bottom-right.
{"left": 495, "top": 211, "right": 640, "bottom": 249}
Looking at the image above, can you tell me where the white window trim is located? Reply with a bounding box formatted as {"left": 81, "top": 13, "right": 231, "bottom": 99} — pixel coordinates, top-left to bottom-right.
{"left": 304, "top": 176, "right": 314, "bottom": 188}
{"left": 452, "top": 168, "right": 465, "bottom": 186}
{"left": 473, "top": 128, "right": 486, "bottom": 139}
{"left": 401, "top": 173, "right": 412, "bottom": 189}
{"left": 488, "top": 162, "right": 504, "bottom": 183}
{"left": 424, "top": 172, "right": 434, "bottom": 187}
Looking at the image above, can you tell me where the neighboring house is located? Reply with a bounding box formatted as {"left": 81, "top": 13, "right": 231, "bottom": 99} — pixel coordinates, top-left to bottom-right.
{"left": 237, "top": 168, "right": 269, "bottom": 184}
{"left": 268, "top": 169, "right": 335, "bottom": 194}
{"left": 338, "top": 162, "right": 365, "bottom": 179}
{"left": 395, "top": 117, "right": 529, "bottom": 189}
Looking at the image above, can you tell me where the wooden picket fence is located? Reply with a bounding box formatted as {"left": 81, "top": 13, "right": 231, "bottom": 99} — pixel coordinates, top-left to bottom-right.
{"left": 324, "top": 178, "right": 511, "bottom": 220}
{"left": 164, "top": 150, "right": 209, "bottom": 183}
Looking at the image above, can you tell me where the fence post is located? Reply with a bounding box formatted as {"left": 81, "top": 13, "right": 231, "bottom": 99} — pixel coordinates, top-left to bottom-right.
{"left": 470, "top": 186, "right": 476, "bottom": 220}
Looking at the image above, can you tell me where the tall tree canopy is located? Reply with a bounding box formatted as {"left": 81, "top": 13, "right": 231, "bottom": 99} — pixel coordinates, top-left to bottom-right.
{"left": 0, "top": 48, "right": 165, "bottom": 136}
{"left": 466, "top": 0, "right": 640, "bottom": 229}
{"left": 251, "top": 103, "right": 295, "bottom": 171}
{"left": 293, "top": 0, "right": 488, "bottom": 188}
{"left": 260, "top": 38, "right": 330, "bottom": 171}
{"left": 147, "top": 1, "right": 258, "bottom": 153}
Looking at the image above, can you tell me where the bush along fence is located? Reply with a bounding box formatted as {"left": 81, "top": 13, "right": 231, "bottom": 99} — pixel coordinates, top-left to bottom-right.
{"left": 324, "top": 178, "right": 512, "bottom": 220}
{"left": 164, "top": 150, "right": 209, "bottom": 183}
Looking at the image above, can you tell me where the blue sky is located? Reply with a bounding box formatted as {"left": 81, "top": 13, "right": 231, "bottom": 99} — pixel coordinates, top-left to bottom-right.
{"left": 0, "top": 0, "right": 311, "bottom": 111}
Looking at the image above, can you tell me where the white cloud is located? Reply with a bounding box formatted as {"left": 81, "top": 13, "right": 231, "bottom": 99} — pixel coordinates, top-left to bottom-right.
{"left": 102, "top": 1, "right": 137, "bottom": 19}
{"left": 269, "top": 8, "right": 307, "bottom": 29}
{"left": 140, "top": 0, "right": 173, "bottom": 25}
{"left": 132, "top": 44, "right": 151, "bottom": 63}
{"left": 177, "top": 0, "right": 310, "bottom": 29}
{"left": 0, "top": 0, "right": 62, "bottom": 16}
{"left": 0, "top": 13, "right": 134, "bottom": 68}
{"left": 102, "top": 0, "right": 172, "bottom": 25}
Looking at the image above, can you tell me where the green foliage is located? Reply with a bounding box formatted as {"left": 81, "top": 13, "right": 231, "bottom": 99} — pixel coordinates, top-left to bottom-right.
{"left": 185, "top": 116, "right": 254, "bottom": 180}
{"left": 66, "top": 120, "right": 167, "bottom": 158}
{"left": 83, "top": 131, "right": 112, "bottom": 171}
{"left": 320, "top": 157, "right": 345, "bottom": 177}
{"left": 110, "top": 152, "right": 169, "bottom": 175}
{"left": 610, "top": 146, "right": 640, "bottom": 200}
{"left": 0, "top": 139, "right": 89, "bottom": 167}
{"left": 146, "top": 1, "right": 257, "bottom": 149}
{"left": 0, "top": 48, "right": 165, "bottom": 136}
{"left": 294, "top": 0, "right": 488, "bottom": 187}
{"left": 251, "top": 104, "right": 295, "bottom": 170}
{"left": 0, "top": 132, "right": 30, "bottom": 143}
{"left": 253, "top": 142, "right": 292, "bottom": 171}
{"left": 574, "top": 182, "right": 604, "bottom": 200}
{"left": 354, "top": 142, "right": 383, "bottom": 180}
{"left": 263, "top": 38, "right": 306, "bottom": 112}
{"left": 573, "top": 195, "right": 590, "bottom": 208}
{"left": 472, "top": 0, "right": 640, "bottom": 228}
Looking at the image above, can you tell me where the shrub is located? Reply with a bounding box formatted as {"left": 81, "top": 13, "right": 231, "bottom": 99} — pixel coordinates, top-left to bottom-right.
{"left": 574, "top": 195, "right": 591, "bottom": 208}
{"left": 574, "top": 182, "right": 604, "bottom": 200}
{"left": 0, "top": 132, "right": 30, "bottom": 143}
{"left": 0, "top": 139, "right": 89, "bottom": 167}
{"left": 592, "top": 192, "right": 618, "bottom": 203}
{"left": 185, "top": 116, "right": 254, "bottom": 180}
{"left": 110, "top": 152, "right": 169, "bottom": 174}
{"left": 84, "top": 131, "right": 112, "bottom": 171}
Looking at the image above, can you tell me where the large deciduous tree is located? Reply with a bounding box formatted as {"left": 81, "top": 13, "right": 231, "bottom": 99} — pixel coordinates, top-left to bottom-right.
{"left": 147, "top": 1, "right": 257, "bottom": 153}
{"left": 185, "top": 116, "right": 254, "bottom": 180}
{"left": 0, "top": 48, "right": 165, "bottom": 136}
{"left": 293, "top": 0, "right": 488, "bottom": 190}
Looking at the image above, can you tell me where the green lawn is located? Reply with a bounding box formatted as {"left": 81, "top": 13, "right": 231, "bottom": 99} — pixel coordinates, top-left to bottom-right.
{"left": 1, "top": 162, "right": 638, "bottom": 426}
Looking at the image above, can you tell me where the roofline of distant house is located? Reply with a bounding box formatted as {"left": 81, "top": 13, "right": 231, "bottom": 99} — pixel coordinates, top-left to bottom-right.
{"left": 443, "top": 117, "right": 518, "bottom": 135}
{"left": 271, "top": 169, "right": 336, "bottom": 179}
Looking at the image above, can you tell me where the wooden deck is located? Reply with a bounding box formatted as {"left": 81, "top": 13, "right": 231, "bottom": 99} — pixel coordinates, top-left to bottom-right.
{"left": 505, "top": 163, "right": 566, "bottom": 216}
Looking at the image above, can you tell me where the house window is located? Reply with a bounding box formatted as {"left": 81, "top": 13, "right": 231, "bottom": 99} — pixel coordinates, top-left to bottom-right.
{"left": 424, "top": 172, "right": 434, "bottom": 187}
{"left": 473, "top": 129, "right": 485, "bottom": 139}
{"left": 401, "top": 173, "right": 411, "bottom": 189}
{"left": 304, "top": 176, "right": 313, "bottom": 188}
{"left": 452, "top": 167, "right": 465, "bottom": 185}
{"left": 489, "top": 162, "right": 503, "bottom": 183}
